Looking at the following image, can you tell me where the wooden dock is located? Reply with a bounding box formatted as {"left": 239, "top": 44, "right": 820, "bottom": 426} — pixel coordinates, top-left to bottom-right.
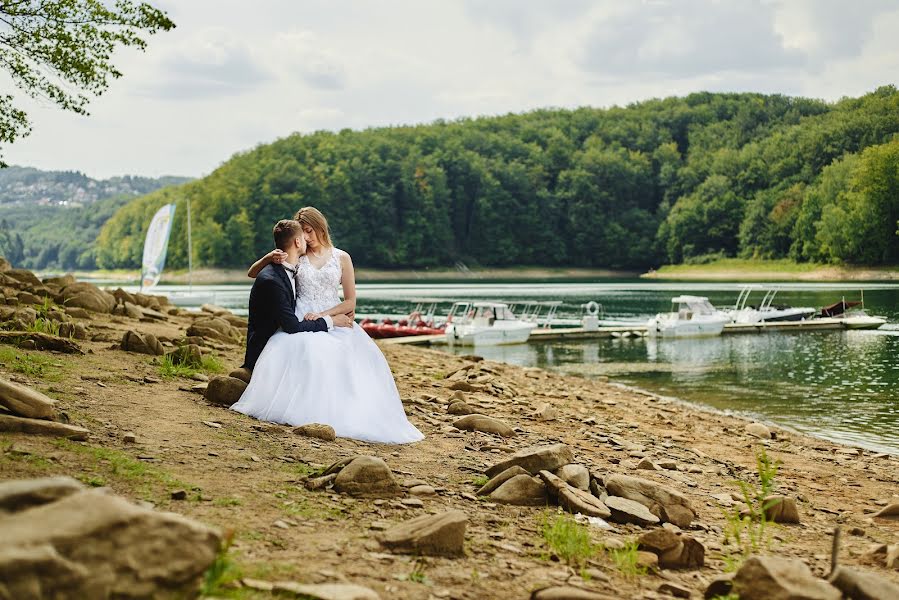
{"left": 382, "top": 316, "right": 884, "bottom": 346}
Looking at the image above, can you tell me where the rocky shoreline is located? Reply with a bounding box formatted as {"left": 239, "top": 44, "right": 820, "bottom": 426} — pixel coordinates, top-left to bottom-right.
{"left": 0, "top": 259, "right": 898, "bottom": 599}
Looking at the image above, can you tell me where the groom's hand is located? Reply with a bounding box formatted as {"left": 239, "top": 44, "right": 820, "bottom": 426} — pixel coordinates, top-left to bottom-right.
{"left": 332, "top": 314, "right": 353, "bottom": 328}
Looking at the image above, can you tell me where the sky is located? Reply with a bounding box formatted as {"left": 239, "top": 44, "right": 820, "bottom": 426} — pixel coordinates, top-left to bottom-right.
{"left": 4, "top": 0, "right": 899, "bottom": 179}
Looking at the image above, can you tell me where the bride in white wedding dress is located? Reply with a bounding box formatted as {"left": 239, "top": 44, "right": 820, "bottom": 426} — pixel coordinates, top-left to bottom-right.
{"left": 231, "top": 207, "right": 423, "bottom": 444}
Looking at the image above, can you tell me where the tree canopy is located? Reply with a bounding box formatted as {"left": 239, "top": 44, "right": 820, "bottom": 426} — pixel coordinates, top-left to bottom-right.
{"left": 0, "top": 0, "right": 174, "bottom": 165}
{"left": 88, "top": 86, "right": 899, "bottom": 271}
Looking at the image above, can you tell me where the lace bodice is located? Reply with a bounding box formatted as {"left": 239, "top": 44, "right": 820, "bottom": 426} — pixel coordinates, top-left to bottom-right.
{"left": 295, "top": 247, "right": 344, "bottom": 316}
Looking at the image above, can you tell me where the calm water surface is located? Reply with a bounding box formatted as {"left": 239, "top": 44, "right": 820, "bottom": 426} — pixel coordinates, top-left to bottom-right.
{"left": 125, "top": 279, "right": 899, "bottom": 454}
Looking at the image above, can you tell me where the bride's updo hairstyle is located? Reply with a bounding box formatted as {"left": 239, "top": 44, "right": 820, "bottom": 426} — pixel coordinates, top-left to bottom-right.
{"left": 294, "top": 206, "right": 332, "bottom": 248}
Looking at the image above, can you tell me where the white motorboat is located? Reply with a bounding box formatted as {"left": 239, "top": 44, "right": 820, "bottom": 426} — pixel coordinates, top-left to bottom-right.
{"left": 646, "top": 295, "right": 730, "bottom": 338}
{"left": 728, "top": 286, "right": 816, "bottom": 324}
{"left": 444, "top": 301, "right": 536, "bottom": 346}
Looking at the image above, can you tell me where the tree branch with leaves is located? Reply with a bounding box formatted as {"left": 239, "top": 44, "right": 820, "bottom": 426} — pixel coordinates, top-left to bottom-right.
{"left": 0, "top": 0, "right": 174, "bottom": 165}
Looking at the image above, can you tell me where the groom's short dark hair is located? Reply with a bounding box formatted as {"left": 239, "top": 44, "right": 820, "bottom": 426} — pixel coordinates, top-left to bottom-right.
{"left": 273, "top": 219, "right": 302, "bottom": 250}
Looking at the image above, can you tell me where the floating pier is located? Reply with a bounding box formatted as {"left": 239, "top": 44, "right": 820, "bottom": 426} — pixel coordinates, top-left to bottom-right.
{"left": 382, "top": 316, "right": 884, "bottom": 346}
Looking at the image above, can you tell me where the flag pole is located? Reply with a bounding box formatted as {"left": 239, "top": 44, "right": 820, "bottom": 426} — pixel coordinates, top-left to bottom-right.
{"left": 187, "top": 197, "right": 193, "bottom": 294}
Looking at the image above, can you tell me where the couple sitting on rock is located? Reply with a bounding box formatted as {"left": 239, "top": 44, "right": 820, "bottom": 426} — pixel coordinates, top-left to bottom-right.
{"left": 232, "top": 207, "right": 423, "bottom": 444}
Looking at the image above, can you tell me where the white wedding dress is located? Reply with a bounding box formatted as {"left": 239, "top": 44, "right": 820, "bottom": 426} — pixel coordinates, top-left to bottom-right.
{"left": 231, "top": 248, "right": 424, "bottom": 444}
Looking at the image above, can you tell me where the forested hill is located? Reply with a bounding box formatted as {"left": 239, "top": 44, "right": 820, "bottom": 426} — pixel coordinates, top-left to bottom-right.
{"left": 96, "top": 87, "right": 899, "bottom": 271}
{"left": 0, "top": 168, "right": 191, "bottom": 270}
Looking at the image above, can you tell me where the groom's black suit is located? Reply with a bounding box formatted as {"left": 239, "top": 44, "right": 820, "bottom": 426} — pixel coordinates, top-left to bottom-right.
{"left": 243, "top": 262, "right": 328, "bottom": 370}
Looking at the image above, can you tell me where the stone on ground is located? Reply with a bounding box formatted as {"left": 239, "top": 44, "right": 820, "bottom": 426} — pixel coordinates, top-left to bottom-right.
{"left": 733, "top": 555, "right": 841, "bottom": 600}
{"left": 270, "top": 582, "right": 381, "bottom": 600}
{"left": 745, "top": 422, "right": 772, "bottom": 439}
{"left": 555, "top": 464, "right": 590, "bottom": 490}
{"left": 0, "top": 414, "right": 89, "bottom": 440}
{"left": 530, "top": 585, "right": 617, "bottom": 599}
{"left": 488, "top": 474, "right": 548, "bottom": 506}
{"left": 293, "top": 423, "right": 337, "bottom": 442}
{"left": 477, "top": 465, "right": 530, "bottom": 496}
{"left": 452, "top": 414, "right": 516, "bottom": 437}
{"left": 120, "top": 330, "right": 164, "bottom": 356}
{"left": 0, "top": 477, "right": 84, "bottom": 513}
{"left": 603, "top": 474, "right": 695, "bottom": 527}
{"left": 333, "top": 456, "right": 401, "bottom": 497}
{"left": 829, "top": 566, "right": 899, "bottom": 600}
{"left": 485, "top": 443, "right": 575, "bottom": 477}
{"left": 0, "top": 486, "right": 221, "bottom": 599}
{"left": 229, "top": 367, "right": 252, "bottom": 383}
{"left": 380, "top": 510, "right": 467, "bottom": 557}
{"left": 540, "top": 471, "right": 610, "bottom": 518}
{"left": 763, "top": 495, "right": 801, "bottom": 523}
{"left": 604, "top": 495, "right": 660, "bottom": 526}
{"left": 0, "top": 376, "right": 58, "bottom": 419}
{"left": 204, "top": 376, "right": 247, "bottom": 406}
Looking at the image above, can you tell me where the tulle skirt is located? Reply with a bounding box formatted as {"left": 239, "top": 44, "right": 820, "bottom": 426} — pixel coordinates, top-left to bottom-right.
{"left": 231, "top": 324, "right": 424, "bottom": 444}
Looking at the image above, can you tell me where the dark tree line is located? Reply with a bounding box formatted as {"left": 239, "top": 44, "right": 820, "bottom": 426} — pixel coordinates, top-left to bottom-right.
{"left": 94, "top": 87, "right": 899, "bottom": 271}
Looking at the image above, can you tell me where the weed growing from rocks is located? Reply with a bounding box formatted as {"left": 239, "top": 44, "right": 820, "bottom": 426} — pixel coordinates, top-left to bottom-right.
{"left": 541, "top": 511, "right": 597, "bottom": 568}
{"left": 25, "top": 317, "right": 60, "bottom": 336}
{"left": 721, "top": 446, "right": 781, "bottom": 570}
{"left": 607, "top": 539, "right": 647, "bottom": 579}
{"left": 406, "top": 557, "right": 430, "bottom": 584}
{"left": 201, "top": 532, "right": 241, "bottom": 596}
{"left": 157, "top": 353, "right": 226, "bottom": 380}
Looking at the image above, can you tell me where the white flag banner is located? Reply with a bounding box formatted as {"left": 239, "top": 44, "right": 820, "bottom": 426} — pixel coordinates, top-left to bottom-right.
{"left": 141, "top": 203, "right": 176, "bottom": 291}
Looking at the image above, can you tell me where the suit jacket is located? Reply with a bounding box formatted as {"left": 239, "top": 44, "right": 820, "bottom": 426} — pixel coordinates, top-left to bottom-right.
{"left": 242, "top": 262, "right": 328, "bottom": 370}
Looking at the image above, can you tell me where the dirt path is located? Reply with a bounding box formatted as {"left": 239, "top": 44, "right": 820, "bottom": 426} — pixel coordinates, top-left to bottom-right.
{"left": 2, "top": 308, "right": 898, "bottom": 599}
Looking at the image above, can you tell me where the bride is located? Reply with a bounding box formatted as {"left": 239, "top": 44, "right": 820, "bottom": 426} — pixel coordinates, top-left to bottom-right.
{"left": 231, "top": 206, "right": 423, "bottom": 444}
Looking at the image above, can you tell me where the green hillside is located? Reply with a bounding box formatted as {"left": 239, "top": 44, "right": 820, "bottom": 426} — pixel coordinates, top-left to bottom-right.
{"left": 95, "top": 87, "right": 899, "bottom": 271}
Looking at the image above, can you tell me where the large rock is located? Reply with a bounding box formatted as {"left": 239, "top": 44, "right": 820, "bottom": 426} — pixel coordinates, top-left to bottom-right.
{"left": 637, "top": 529, "right": 704, "bottom": 569}
{"left": 0, "top": 477, "right": 84, "bottom": 514}
{"left": 0, "top": 376, "right": 57, "bottom": 419}
{"left": 871, "top": 503, "right": 899, "bottom": 520}
{"left": 0, "top": 486, "right": 221, "bottom": 599}
{"left": 604, "top": 495, "right": 660, "bottom": 526}
{"left": 111, "top": 288, "right": 136, "bottom": 305}
{"left": 380, "top": 510, "right": 467, "bottom": 557}
{"left": 555, "top": 464, "right": 590, "bottom": 491}
{"left": 540, "top": 471, "right": 610, "bottom": 518}
{"left": 485, "top": 443, "right": 575, "bottom": 477}
{"left": 452, "top": 414, "right": 515, "bottom": 437}
{"left": 5, "top": 268, "right": 42, "bottom": 287}
{"left": 488, "top": 474, "right": 548, "bottom": 506}
{"left": 333, "top": 456, "right": 401, "bottom": 497}
{"left": 204, "top": 376, "right": 247, "bottom": 407}
{"left": 120, "top": 330, "right": 164, "bottom": 356}
{"left": 733, "top": 555, "right": 841, "bottom": 600}
{"left": 477, "top": 465, "right": 530, "bottom": 496}
{"left": 58, "top": 283, "right": 116, "bottom": 313}
{"left": 829, "top": 566, "right": 899, "bottom": 600}
{"left": 603, "top": 474, "right": 696, "bottom": 527}
{"left": 187, "top": 317, "right": 242, "bottom": 344}
{"left": 229, "top": 367, "right": 252, "bottom": 384}
{"left": 0, "top": 414, "right": 89, "bottom": 440}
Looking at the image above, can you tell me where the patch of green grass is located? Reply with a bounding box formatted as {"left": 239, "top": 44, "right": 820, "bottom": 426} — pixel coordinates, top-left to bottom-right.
{"left": 157, "top": 352, "right": 227, "bottom": 380}
{"left": 721, "top": 447, "right": 781, "bottom": 571}
{"left": 53, "top": 439, "right": 194, "bottom": 501}
{"left": 213, "top": 496, "right": 243, "bottom": 507}
{"left": 405, "top": 557, "right": 429, "bottom": 584}
{"left": 607, "top": 539, "right": 647, "bottom": 578}
{"left": 25, "top": 318, "right": 61, "bottom": 336}
{"left": 201, "top": 533, "right": 242, "bottom": 596}
{"left": 541, "top": 512, "right": 597, "bottom": 568}
{"left": 80, "top": 475, "right": 107, "bottom": 487}
{"left": 282, "top": 495, "right": 343, "bottom": 520}
{"left": 201, "top": 354, "right": 226, "bottom": 374}
{"left": 0, "top": 346, "right": 63, "bottom": 380}
{"left": 471, "top": 474, "right": 489, "bottom": 487}
{"left": 0, "top": 443, "right": 56, "bottom": 471}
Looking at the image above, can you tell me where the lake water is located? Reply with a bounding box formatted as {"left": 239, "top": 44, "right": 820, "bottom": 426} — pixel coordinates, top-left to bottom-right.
{"left": 115, "top": 279, "right": 899, "bottom": 454}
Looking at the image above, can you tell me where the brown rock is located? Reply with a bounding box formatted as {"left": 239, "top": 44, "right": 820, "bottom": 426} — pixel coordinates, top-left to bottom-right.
{"left": 120, "top": 330, "right": 164, "bottom": 356}
{"left": 270, "top": 582, "right": 381, "bottom": 599}
{"left": 555, "top": 464, "right": 590, "bottom": 490}
{"left": 763, "top": 495, "right": 800, "bottom": 524}
{"left": 447, "top": 400, "right": 474, "bottom": 415}
{"left": 745, "top": 422, "right": 772, "bottom": 439}
{"left": 0, "top": 414, "right": 89, "bottom": 440}
{"left": 204, "top": 376, "right": 247, "bottom": 407}
{"left": 489, "top": 474, "right": 548, "bottom": 506}
{"left": 333, "top": 456, "right": 401, "bottom": 497}
{"left": 871, "top": 503, "right": 899, "bottom": 520}
{"left": 452, "top": 414, "right": 516, "bottom": 437}
{"left": 829, "top": 566, "right": 899, "bottom": 599}
{"left": 293, "top": 423, "right": 337, "bottom": 442}
{"left": 540, "top": 471, "right": 610, "bottom": 518}
{"left": 604, "top": 474, "right": 695, "bottom": 527}
{"left": 733, "top": 555, "right": 841, "bottom": 600}
{"left": 531, "top": 586, "right": 617, "bottom": 599}
{"left": 0, "top": 376, "right": 57, "bottom": 419}
{"left": 477, "top": 465, "right": 530, "bottom": 496}
{"left": 0, "top": 487, "right": 220, "bottom": 598}
{"left": 187, "top": 317, "right": 242, "bottom": 344}
{"left": 380, "top": 510, "right": 467, "bottom": 557}
{"left": 0, "top": 477, "right": 84, "bottom": 514}
{"left": 605, "top": 495, "right": 660, "bottom": 526}
{"left": 5, "top": 268, "right": 42, "bottom": 286}
{"left": 229, "top": 367, "right": 252, "bottom": 384}
{"left": 485, "top": 443, "right": 575, "bottom": 477}
{"left": 658, "top": 582, "right": 693, "bottom": 598}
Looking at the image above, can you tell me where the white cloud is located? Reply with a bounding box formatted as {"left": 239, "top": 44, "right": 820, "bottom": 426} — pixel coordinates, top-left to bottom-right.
{"left": 2, "top": 0, "right": 897, "bottom": 178}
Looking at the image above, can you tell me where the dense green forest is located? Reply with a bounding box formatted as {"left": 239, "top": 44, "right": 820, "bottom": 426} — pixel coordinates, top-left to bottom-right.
{"left": 92, "top": 86, "right": 899, "bottom": 270}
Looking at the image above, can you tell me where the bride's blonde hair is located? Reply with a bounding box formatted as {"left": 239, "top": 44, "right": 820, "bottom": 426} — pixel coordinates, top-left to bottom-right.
{"left": 294, "top": 206, "right": 332, "bottom": 247}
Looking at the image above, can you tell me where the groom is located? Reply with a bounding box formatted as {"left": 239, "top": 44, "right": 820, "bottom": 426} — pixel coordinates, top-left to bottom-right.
{"left": 243, "top": 219, "right": 352, "bottom": 371}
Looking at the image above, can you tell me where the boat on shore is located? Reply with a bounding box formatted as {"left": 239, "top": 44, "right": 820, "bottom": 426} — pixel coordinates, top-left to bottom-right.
{"left": 646, "top": 295, "right": 730, "bottom": 338}
{"left": 444, "top": 301, "right": 536, "bottom": 345}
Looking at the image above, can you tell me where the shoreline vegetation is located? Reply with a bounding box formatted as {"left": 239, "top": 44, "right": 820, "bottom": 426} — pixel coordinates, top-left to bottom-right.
{"left": 58, "top": 259, "right": 899, "bottom": 284}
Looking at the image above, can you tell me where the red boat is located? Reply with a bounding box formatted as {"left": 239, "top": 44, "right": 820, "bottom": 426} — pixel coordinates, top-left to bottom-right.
{"left": 361, "top": 317, "right": 445, "bottom": 339}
